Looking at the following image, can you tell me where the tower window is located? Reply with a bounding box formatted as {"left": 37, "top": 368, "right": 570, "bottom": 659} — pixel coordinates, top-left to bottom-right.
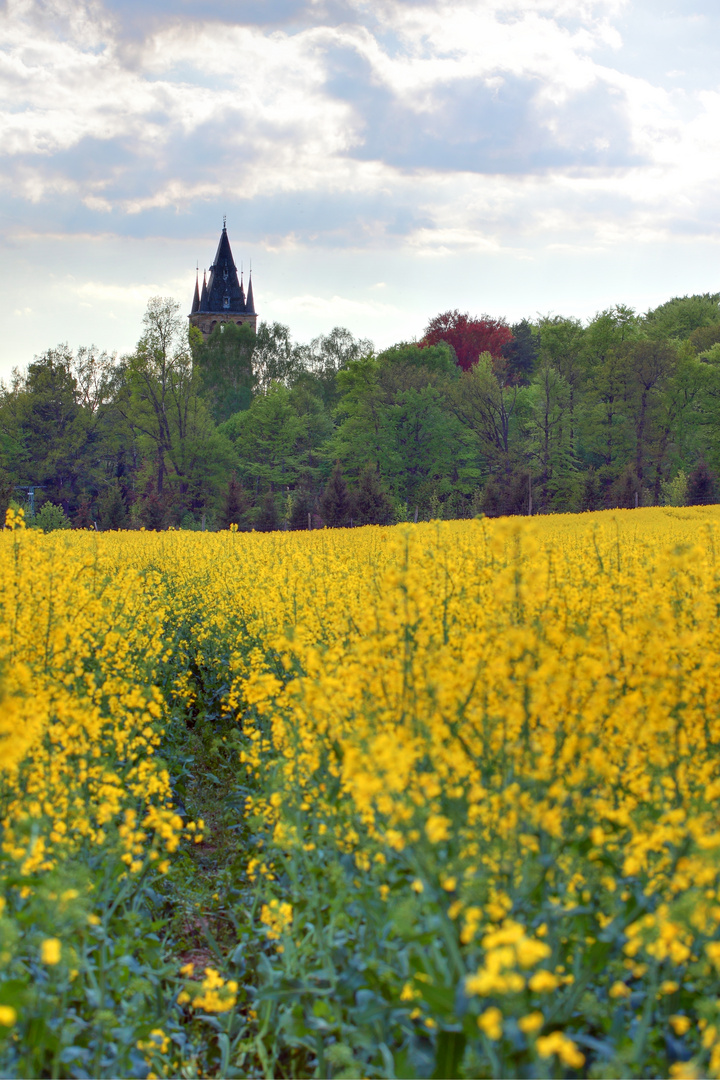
{"left": 223, "top": 295, "right": 230, "bottom": 309}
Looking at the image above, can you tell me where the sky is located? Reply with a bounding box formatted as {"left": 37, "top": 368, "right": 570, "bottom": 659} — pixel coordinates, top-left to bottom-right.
{"left": 1, "top": 0, "right": 720, "bottom": 375}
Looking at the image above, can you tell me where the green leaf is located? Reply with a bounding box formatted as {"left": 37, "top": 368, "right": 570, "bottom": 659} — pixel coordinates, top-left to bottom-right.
{"left": 431, "top": 1030, "right": 466, "bottom": 1079}
{"left": 218, "top": 1032, "right": 231, "bottom": 1076}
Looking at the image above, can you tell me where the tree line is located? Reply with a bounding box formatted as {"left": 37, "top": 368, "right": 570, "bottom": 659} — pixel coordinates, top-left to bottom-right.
{"left": 2, "top": 291, "right": 720, "bottom": 530}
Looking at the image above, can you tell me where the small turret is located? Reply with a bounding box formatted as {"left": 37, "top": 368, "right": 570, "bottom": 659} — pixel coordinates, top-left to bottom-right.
{"left": 191, "top": 269, "right": 200, "bottom": 314}
{"left": 200, "top": 270, "right": 209, "bottom": 311}
{"left": 246, "top": 272, "right": 255, "bottom": 314}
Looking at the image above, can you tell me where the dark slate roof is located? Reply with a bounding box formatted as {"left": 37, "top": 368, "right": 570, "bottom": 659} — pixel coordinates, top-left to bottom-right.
{"left": 191, "top": 271, "right": 200, "bottom": 314}
{"left": 200, "top": 227, "right": 248, "bottom": 314}
{"left": 246, "top": 273, "right": 255, "bottom": 314}
{"left": 200, "top": 270, "right": 209, "bottom": 309}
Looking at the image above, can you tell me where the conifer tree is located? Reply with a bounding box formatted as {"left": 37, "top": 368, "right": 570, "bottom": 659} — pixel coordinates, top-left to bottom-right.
{"left": 73, "top": 498, "right": 95, "bottom": 529}
{"left": 321, "top": 462, "right": 354, "bottom": 527}
{"left": 608, "top": 464, "right": 642, "bottom": 509}
{"left": 354, "top": 465, "right": 394, "bottom": 525}
{"left": 0, "top": 468, "right": 14, "bottom": 520}
{"left": 256, "top": 490, "right": 280, "bottom": 532}
{"left": 97, "top": 483, "right": 127, "bottom": 529}
{"left": 221, "top": 474, "right": 249, "bottom": 529}
{"left": 289, "top": 486, "right": 315, "bottom": 530}
{"left": 687, "top": 460, "right": 718, "bottom": 505}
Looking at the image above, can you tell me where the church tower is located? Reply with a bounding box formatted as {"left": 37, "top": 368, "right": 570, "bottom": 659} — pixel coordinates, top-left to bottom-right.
{"left": 189, "top": 221, "right": 257, "bottom": 337}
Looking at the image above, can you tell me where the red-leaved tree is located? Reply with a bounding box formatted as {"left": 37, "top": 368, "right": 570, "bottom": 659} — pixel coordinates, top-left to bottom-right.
{"left": 421, "top": 310, "right": 513, "bottom": 371}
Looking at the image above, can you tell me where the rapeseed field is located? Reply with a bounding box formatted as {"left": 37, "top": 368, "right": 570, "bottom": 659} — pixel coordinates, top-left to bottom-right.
{"left": 2, "top": 506, "right": 720, "bottom": 1078}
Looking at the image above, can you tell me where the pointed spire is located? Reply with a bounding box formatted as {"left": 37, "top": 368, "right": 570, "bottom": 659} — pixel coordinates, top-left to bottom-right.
{"left": 246, "top": 268, "right": 255, "bottom": 314}
{"left": 200, "top": 269, "right": 209, "bottom": 312}
{"left": 191, "top": 266, "right": 200, "bottom": 314}
{"left": 206, "top": 225, "right": 244, "bottom": 312}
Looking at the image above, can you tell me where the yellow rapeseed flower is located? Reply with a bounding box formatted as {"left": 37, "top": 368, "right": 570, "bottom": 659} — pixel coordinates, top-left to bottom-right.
{"left": 0, "top": 1006, "right": 16, "bottom": 1027}
{"left": 518, "top": 1012, "right": 544, "bottom": 1034}
{"left": 528, "top": 970, "right": 559, "bottom": 993}
{"left": 40, "top": 938, "right": 61, "bottom": 965}
{"left": 670, "top": 1015, "right": 692, "bottom": 1036}
{"left": 477, "top": 1007, "right": 503, "bottom": 1040}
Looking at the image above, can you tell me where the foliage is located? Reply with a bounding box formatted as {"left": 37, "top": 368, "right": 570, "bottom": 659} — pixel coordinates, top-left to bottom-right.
{"left": 661, "top": 470, "right": 689, "bottom": 507}
{"left": 6, "top": 291, "right": 720, "bottom": 527}
{"left": 501, "top": 319, "right": 539, "bottom": 384}
{"left": 320, "top": 461, "right": 354, "bottom": 527}
{"left": 0, "top": 467, "right": 13, "bottom": 518}
{"left": 97, "top": 481, "right": 128, "bottom": 530}
{"left": 32, "top": 500, "right": 71, "bottom": 532}
{"left": 422, "top": 310, "right": 513, "bottom": 370}
{"left": 645, "top": 293, "right": 720, "bottom": 340}
{"left": 221, "top": 474, "right": 251, "bottom": 530}
{"left": 256, "top": 490, "right": 281, "bottom": 532}
{"left": 353, "top": 464, "right": 395, "bottom": 525}
{"left": 193, "top": 321, "right": 256, "bottom": 423}
{"left": 687, "top": 460, "right": 718, "bottom": 505}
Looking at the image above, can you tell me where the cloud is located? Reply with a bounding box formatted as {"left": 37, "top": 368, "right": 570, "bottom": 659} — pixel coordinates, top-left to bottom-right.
{"left": 1, "top": 0, "right": 720, "bottom": 374}
{"left": 277, "top": 291, "right": 400, "bottom": 319}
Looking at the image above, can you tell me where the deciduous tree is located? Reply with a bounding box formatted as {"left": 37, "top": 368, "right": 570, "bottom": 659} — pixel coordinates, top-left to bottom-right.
{"left": 422, "top": 310, "right": 513, "bottom": 370}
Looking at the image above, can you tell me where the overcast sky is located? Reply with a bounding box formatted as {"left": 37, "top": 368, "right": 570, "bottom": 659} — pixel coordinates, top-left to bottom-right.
{"left": 1, "top": 0, "right": 719, "bottom": 374}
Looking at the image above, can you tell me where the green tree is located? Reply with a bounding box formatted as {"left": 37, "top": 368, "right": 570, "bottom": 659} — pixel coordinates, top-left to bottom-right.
{"left": 256, "top": 490, "right": 280, "bottom": 532}
{"left": 687, "top": 460, "right": 718, "bottom": 505}
{"left": 289, "top": 484, "right": 317, "bottom": 530}
{"left": 581, "top": 348, "right": 633, "bottom": 482}
{"left": 288, "top": 380, "right": 332, "bottom": 483}
{"left": 645, "top": 293, "right": 720, "bottom": 340}
{"left": 649, "top": 350, "right": 702, "bottom": 504}
{"left": 537, "top": 315, "right": 585, "bottom": 442}
{"left": 220, "top": 474, "right": 251, "bottom": 530}
{"left": 624, "top": 339, "right": 677, "bottom": 487}
{"left": 194, "top": 321, "right": 256, "bottom": 423}
{"left": 33, "top": 501, "right": 71, "bottom": 532}
{"left": 353, "top": 465, "right": 394, "bottom": 525}
{"left": 296, "top": 327, "right": 374, "bottom": 408}
{"left": 452, "top": 354, "right": 520, "bottom": 473}
{"left": 119, "top": 298, "right": 234, "bottom": 519}
{"left": 220, "top": 383, "right": 303, "bottom": 493}
{"left": 607, "top": 463, "right": 643, "bottom": 509}
{"left": 372, "top": 346, "right": 468, "bottom": 507}
{"left": 525, "top": 361, "right": 574, "bottom": 510}
{"left": 321, "top": 462, "right": 354, "bottom": 527}
{"left": 689, "top": 322, "right": 720, "bottom": 353}
{"left": 502, "top": 319, "right": 539, "bottom": 384}
{"left": 252, "top": 322, "right": 302, "bottom": 395}
{"left": 661, "top": 470, "right": 688, "bottom": 506}
{"left": 9, "top": 347, "right": 90, "bottom": 507}
{"left": 0, "top": 467, "right": 13, "bottom": 519}
{"left": 97, "top": 482, "right": 128, "bottom": 529}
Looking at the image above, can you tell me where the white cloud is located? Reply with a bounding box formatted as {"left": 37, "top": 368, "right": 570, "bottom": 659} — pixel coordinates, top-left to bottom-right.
{"left": 0, "top": 0, "right": 719, "bottom": 371}
{"left": 276, "top": 292, "right": 400, "bottom": 319}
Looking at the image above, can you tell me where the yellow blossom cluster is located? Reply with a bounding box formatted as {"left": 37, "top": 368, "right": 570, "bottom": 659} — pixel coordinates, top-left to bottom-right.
{"left": 6, "top": 507, "right": 720, "bottom": 1076}
{"left": 177, "top": 967, "right": 238, "bottom": 1014}
{"left": 260, "top": 899, "right": 293, "bottom": 950}
{"left": 0, "top": 524, "right": 203, "bottom": 1037}
{"left": 205, "top": 507, "right": 720, "bottom": 1075}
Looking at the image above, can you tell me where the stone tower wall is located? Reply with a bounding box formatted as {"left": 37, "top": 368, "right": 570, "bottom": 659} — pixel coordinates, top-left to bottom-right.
{"left": 189, "top": 311, "right": 258, "bottom": 337}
